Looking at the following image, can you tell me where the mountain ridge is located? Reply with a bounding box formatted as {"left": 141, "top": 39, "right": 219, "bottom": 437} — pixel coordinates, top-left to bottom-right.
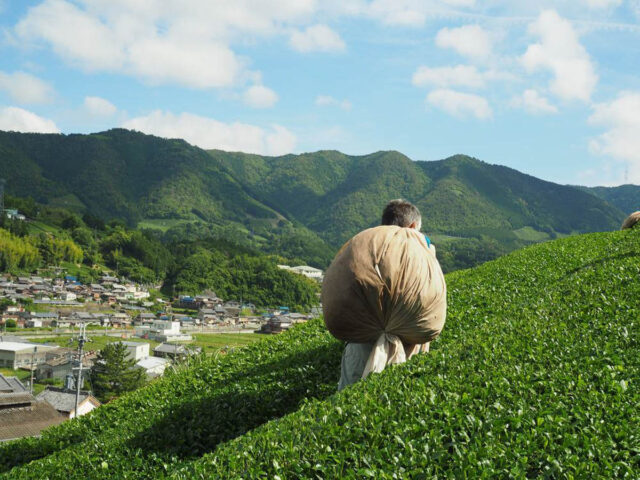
{"left": 0, "top": 128, "right": 626, "bottom": 270}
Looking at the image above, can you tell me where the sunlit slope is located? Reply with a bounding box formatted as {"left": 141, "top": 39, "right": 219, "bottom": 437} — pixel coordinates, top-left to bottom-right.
{"left": 173, "top": 228, "right": 640, "bottom": 479}
{"left": 2, "top": 228, "right": 639, "bottom": 479}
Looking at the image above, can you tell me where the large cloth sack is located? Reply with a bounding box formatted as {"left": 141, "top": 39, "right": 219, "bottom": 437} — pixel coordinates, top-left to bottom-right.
{"left": 322, "top": 225, "right": 447, "bottom": 347}
{"left": 621, "top": 211, "right": 640, "bottom": 230}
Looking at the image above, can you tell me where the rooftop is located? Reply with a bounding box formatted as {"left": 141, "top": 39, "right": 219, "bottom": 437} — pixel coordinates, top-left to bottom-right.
{"left": 136, "top": 357, "right": 170, "bottom": 370}
{"left": 0, "top": 398, "right": 65, "bottom": 441}
{"left": 37, "top": 387, "right": 99, "bottom": 413}
{"left": 0, "top": 342, "right": 57, "bottom": 353}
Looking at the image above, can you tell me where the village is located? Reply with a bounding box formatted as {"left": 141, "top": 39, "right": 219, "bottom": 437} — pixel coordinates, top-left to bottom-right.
{"left": 0, "top": 266, "right": 322, "bottom": 442}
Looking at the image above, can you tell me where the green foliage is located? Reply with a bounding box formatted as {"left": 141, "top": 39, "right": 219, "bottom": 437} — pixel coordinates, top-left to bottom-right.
{"left": 90, "top": 342, "right": 146, "bottom": 403}
{"left": 165, "top": 248, "right": 319, "bottom": 310}
{"left": 35, "top": 233, "right": 83, "bottom": 265}
{"left": 0, "top": 298, "right": 13, "bottom": 313}
{"left": 581, "top": 184, "right": 640, "bottom": 215}
{"left": 4, "top": 319, "right": 16, "bottom": 329}
{"left": 0, "top": 228, "right": 41, "bottom": 272}
{"left": 1, "top": 229, "right": 639, "bottom": 479}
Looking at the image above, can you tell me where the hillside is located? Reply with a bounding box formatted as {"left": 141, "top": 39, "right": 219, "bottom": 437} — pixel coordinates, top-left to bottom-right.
{"left": 580, "top": 184, "right": 640, "bottom": 217}
{"left": 0, "top": 129, "right": 335, "bottom": 267}
{"left": 0, "top": 196, "right": 320, "bottom": 310}
{"left": 0, "top": 129, "right": 626, "bottom": 271}
{"left": 219, "top": 150, "right": 624, "bottom": 246}
{"left": 1, "top": 228, "right": 638, "bottom": 479}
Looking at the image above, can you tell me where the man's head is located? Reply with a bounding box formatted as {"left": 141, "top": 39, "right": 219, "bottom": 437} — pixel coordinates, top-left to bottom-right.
{"left": 381, "top": 199, "right": 421, "bottom": 231}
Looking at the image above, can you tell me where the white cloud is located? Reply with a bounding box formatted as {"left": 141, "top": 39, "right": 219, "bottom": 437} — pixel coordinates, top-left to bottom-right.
{"left": 412, "top": 65, "right": 485, "bottom": 89}
{"left": 243, "top": 85, "right": 279, "bottom": 108}
{"left": 0, "top": 71, "right": 54, "bottom": 104}
{"left": 315, "top": 95, "right": 352, "bottom": 110}
{"left": 435, "top": 25, "right": 492, "bottom": 61}
{"left": 585, "top": 0, "right": 621, "bottom": 8}
{"left": 521, "top": 10, "right": 597, "bottom": 102}
{"left": 364, "top": 0, "right": 475, "bottom": 27}
{"left": 510, "top": 89, "right": 558, "bottom": 115}
{"left": 14, "top": 0, "right": 319, "bottom": 89}
{"left": 426, "top": 89, "right": 492, "bottom": 119}
{"left": 122, "top": 110, "right": 296, "bottom": 155}
{"left": 588, "top": 91, "right": 640, "bottom": 183}
{"left": 0, "top": 106, "right": 60, "bottom": 133}
{"left": 411, "top": 65, "right": 513, "bottom": 89}
{"left": 290, "top": 24, "right": 345, "bottom": 52}
{"left": 84, "top": 96, "right": 117, "bottom": 116}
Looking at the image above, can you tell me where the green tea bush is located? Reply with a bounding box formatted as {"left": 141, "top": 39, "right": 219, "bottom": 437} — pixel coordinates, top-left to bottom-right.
{"left": 2, "top": 229, "right": 639, "bottom": 479}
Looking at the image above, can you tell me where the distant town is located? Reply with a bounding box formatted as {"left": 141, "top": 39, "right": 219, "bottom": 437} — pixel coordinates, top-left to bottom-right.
{"left": 0, "top": 265, "right": 323, "bottom": 442}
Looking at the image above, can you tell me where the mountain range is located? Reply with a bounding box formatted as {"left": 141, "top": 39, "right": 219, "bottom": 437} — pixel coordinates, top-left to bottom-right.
{"left": 1, "top": 128, "right": 634, "bottom": 270}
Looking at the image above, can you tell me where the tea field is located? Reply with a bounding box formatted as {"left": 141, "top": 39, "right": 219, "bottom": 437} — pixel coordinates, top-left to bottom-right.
{"left": 1, "top": 228, "right": 638, "bottom": 479}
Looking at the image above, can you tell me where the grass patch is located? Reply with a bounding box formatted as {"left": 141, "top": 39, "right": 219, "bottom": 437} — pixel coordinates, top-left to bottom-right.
{"left": 190, "top": 333, "right": 262, "bottom": 352}
{"left": 137, "top": 219, "right": 197, "bottom": 232}
{"left": 512, "top": 225, "right": 551, "bottom": 242}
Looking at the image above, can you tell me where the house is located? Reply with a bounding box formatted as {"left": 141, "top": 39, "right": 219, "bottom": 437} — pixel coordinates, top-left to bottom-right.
{"left": 0, "top": 342, "right": 58, "bottom": 370}
{"left": 118, "top": 341, "right": 150, "bottom": 362}
{"left": 37, "top": 386, "right": 101, "bottom": 419}
{"left": 0, "top": 374, "right": 65, "bottom": 442}
{"left": 137, "top": 320, "right": 191, "bottom": 342}
{"left": 257, "top": 317, "right": 294, "bottom": 335}
{"left": 90, "top": 284, "right": 106, "bottom": 293}
{"left": 28, "top": 312, "right": 59, "bottom": 327}
{"left": 100, "top": 275, "right": 119, "bottom": 285}
{"left": 36, "top": 350, "right": 95, "bottom": 383}
{"left": 51, "top": 318, "right": 71, "bottom": 328}
{"left": 135, "top": 356, "right": 171, "bottom": 378}
{"left": 178, "top": 295, "right": 199, "bottom": 310}
{"left": 25, "top": 319, "right": 43, "bottom": 328}
{"left": 60, "top": 291, "right": 77, "bottom": 301}
{"left": 135, "top": 313, "right": 157, "bottom": 325}
{"left": 282, "top": 312, "right": 310, "bottom": 324}
{"left": 198, "top": 308, "right": 217, "bottom": 324}
{"left": 154, "top": 343, "right": 201, "bottom": 361}
{"left": 110, "top": 312, "right": 131, "bottom": 328}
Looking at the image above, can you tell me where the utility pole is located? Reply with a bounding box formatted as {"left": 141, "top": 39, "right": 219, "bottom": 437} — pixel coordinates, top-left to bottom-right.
{"left": 74, "top": 322, "right": 89, "bottom": 418}
{"left": 29, "top": 346, "right": 37, "bottom": 395}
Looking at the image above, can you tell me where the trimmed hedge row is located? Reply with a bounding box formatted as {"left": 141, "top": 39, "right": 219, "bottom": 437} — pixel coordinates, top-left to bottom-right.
{"left": 171, "top": 229, "right": 640, "bottom": 479}
{"left": 0, "top": 322, "right": 342, "bottom": 479}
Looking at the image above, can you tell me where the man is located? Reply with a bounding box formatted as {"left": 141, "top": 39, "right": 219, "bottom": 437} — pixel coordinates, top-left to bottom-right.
{"left": 337, "top": 199, "right": 434, "bottom": 391}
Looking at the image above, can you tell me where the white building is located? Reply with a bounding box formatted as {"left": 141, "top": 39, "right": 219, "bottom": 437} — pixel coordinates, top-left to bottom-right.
{"left": 136, "top": 356, "right": 170, "bottom": 378}
{"left": 278, "top": 265, "right": 324, "bottom": 280}
{"left": 0, "top": 342, "right": 58, "bottom": 370}
{"left": 119, "top": 341, "right": 150, "bottom": 362}
{"left": 135, "top": 320, "right": 191, "bottom": 342}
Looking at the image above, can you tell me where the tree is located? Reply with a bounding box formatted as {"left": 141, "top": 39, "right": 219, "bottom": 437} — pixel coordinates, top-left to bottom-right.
{"left": 89, "top": 342, "right": 146, "bottom": 403}
{"left": 0, "top": 298, "right": 14, "bottom": 313}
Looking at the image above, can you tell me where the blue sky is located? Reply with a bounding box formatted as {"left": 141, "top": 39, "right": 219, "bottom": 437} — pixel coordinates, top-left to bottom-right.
{"left": 1, "top": 1, "right": 639, "bottom": 186}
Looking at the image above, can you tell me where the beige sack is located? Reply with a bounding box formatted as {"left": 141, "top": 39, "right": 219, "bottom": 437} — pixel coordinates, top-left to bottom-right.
{"left": 621, "top": 211, "right": 640, "bottom": 230}
{"left": 322, "top": 225, "right": 447, "bottom": 347}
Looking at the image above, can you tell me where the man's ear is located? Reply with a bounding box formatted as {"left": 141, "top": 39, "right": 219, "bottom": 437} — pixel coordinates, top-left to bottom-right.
{"left": 408, "top": 221, "right": 418, "bottom": 230}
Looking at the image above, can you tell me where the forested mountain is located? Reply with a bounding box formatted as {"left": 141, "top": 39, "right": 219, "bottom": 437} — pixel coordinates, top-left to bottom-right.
{"left": 0, "top": 129, "right": 626, "bottom": 271}
{"left": 580, "top": 184, "right": 640, "bottom": 217}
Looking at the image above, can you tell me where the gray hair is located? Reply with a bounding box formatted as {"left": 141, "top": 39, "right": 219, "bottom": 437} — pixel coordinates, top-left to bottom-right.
{"left": 381, "top": 199, "right": 421, "bottom": 228}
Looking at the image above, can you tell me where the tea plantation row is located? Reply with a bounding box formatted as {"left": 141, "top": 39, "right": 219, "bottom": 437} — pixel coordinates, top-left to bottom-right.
{"left": 2, "top": 229, "right": 639, "bottom": 478}
{"left": 170, "top": 229, "right": 640, "bottom": 479}
{"left": 0, "top": 321, "right": 343, "bottom": 478}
